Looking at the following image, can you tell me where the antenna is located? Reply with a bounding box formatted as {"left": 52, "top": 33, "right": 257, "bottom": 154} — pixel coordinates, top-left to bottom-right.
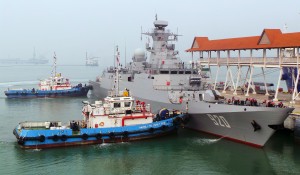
{"left": 175, "top": 27, "right": 179, "bottom": 41}
{"left": 125, "top": 41, "right": 127, "bottom": 68}
{"left": 113, "top": 44, "right": 115, "bottom": 67}
{"left": 155, "top": 14, "right": 157, "bottom": 20}
{"left": 141, "top": 26, "right": 143, "bottom": 41}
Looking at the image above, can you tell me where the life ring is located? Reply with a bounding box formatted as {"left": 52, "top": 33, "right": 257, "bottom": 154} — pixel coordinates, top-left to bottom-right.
{"left": 61, "top": 134, "right": 67, "bottom": 141}
{"left": 99, "top": 122, "right": 104, "bottom": 126}
{"left": 82, "top": 133, "right": 88, "bottom": 140}
{"left": 52, "top": 135, "right": 59, "bottom": 142}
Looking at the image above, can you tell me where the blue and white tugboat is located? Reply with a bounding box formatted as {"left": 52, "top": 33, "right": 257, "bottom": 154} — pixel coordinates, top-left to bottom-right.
{"left": 13, "top": 48, "right": 188, "bottom": 149}
{"left": 5, "top": 53, "right": 91, "bottom": 98}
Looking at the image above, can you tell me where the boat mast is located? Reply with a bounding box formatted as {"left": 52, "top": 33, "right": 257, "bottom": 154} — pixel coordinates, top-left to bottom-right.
{"left": 125, "top": 42, "right": 127, "bottom": 68}
{"left": 52, "top": 52, "right": 57, "bottom": 77}
{"left": 115, "top": 46, "right": 120, "bottom": 96}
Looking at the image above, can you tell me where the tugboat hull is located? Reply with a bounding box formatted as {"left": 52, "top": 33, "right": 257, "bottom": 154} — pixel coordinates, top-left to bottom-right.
{"left": 13, "top": 114, "right": 187, "bottom": 149}
{"left": 5, "top": 86, "right": 91, "bottom": 99}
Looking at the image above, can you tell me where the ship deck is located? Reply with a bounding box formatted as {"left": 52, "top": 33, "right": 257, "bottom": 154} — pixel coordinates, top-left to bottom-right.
{"left": 221, "top": 90, "right": 300, "bottom": 112}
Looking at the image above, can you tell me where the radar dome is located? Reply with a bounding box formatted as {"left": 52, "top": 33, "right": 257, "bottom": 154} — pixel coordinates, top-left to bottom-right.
{"left": 132, "top": 48, "right": 146, "bottom": 62}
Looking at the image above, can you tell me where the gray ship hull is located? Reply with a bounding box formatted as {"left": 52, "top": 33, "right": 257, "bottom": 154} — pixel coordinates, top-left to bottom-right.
{"left": 89, "top": 72, "right": 293, "bottom": 147}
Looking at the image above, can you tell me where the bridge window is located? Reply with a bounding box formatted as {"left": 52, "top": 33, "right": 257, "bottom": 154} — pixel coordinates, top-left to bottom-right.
{"left": 114, "top": 103, "right": 121, "bottom": 108}
{"left": 124, "top": 102, "right": 131, "bottom": 107}
{"left": 185, "top": 71, "right": 191, "bottom": 74}
{"left": 171, "top": 71, "right": 177, "bottom": 74}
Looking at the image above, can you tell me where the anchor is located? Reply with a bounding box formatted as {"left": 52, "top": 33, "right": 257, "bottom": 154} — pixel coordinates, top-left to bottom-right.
{"left": 251, "top": 120, "right": 261, "bottom": 132}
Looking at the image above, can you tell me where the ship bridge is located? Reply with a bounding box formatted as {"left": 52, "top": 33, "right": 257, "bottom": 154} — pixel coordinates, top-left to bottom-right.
{"left": 187, "top": 29, "right": 300, "bottom": 102}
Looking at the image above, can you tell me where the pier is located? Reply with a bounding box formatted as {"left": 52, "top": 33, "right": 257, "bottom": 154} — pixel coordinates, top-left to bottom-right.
{"left": 187, "top": 29, "right": 300, "bottom": 104}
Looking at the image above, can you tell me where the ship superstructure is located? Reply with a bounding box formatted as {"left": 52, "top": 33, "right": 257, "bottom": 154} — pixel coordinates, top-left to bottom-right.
{"left": 89, "top": 17, "right": 294, "bottom": 147}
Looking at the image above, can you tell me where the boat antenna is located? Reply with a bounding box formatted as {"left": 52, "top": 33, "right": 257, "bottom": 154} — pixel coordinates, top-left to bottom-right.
{"left": 155, "top": 13, "right": 157, "bottom": 20}
{"left": 125, "top": 41, "right": 127, "bottom": 68}
{"left": 140, "top": 26, "right": 143, "bottom": 41}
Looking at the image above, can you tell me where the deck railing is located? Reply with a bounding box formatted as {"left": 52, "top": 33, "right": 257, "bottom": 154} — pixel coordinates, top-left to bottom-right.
{"left": 19, "top": 121, "right": 62, "bottom": 129}
{"left": 198, "top": 57, "right": 299, "bottom": 66}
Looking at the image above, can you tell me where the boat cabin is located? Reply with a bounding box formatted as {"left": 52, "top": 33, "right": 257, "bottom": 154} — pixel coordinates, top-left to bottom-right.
{"left": 81, "top": 90, "right": 153, "bottom": 129}
{"left": 39, "top": 73, "right": 72, "bottom": 91}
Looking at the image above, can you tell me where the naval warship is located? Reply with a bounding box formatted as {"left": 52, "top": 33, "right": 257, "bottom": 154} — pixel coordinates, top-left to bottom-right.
{"left": 89, "top": 18, "right": 294, "bottom": 147}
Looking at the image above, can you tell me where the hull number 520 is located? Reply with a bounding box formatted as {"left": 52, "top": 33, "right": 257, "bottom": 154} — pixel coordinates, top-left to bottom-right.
{"left": 207, "top": 114, "right": 231, "bottom": 128}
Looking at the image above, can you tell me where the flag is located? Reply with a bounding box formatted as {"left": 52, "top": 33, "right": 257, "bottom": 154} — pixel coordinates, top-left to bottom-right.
{"left": 116, "top": 46, "right": 120, "bottom": 65}
{"left": 116, "top": 52, "right": 120, "bottom": 64}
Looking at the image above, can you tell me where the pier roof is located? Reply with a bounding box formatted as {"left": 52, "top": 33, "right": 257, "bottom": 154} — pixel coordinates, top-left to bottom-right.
{"left": 187, "top": 29, "right": 300, "bottom": 52}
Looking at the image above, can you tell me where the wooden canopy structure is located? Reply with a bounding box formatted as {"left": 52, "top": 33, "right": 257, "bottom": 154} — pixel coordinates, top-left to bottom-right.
{"left": 187, "top": 29, "right": 300, "bottom": 102}
{"left": 187, "top": 29, "right": 300, "bottom": 52}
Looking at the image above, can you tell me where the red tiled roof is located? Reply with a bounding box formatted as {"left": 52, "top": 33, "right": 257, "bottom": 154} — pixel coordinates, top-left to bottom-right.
{"left": 187, "top": 29, "right": 300, "bottom": 52}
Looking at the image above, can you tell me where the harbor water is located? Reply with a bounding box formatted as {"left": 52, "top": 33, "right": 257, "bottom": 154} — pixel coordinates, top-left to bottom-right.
{"left": 0, "top": 65, "right": 300, "bottom": 175}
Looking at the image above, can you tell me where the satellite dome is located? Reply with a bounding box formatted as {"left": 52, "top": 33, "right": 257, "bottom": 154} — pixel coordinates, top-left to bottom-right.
{"left": 134, "top": 48, "right": 145, "bottom": 58}
{"left": 133, "top": 48, "right": 146, "bottom": 62}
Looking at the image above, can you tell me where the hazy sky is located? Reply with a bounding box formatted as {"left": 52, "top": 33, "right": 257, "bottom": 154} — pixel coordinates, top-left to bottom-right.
{"left": 1, "top": 0, "right": 300, "bottom": 65}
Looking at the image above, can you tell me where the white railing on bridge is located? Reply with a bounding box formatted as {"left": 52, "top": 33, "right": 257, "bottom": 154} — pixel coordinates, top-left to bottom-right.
{"left": 198, "top": 57, "right": 299, "bottom": 65}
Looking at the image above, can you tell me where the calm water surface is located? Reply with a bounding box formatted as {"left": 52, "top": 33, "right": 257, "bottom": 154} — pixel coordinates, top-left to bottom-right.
{"left": 0, "top": 65, "right": 299, "bottom": 175}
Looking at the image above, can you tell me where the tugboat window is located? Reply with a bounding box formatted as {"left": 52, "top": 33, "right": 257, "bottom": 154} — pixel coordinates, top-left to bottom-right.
{"left": 114, "top": 103, "right": 121, "bottom": 108}
{"left": 124, "top": 102, "right": 131, "bottom": 107}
